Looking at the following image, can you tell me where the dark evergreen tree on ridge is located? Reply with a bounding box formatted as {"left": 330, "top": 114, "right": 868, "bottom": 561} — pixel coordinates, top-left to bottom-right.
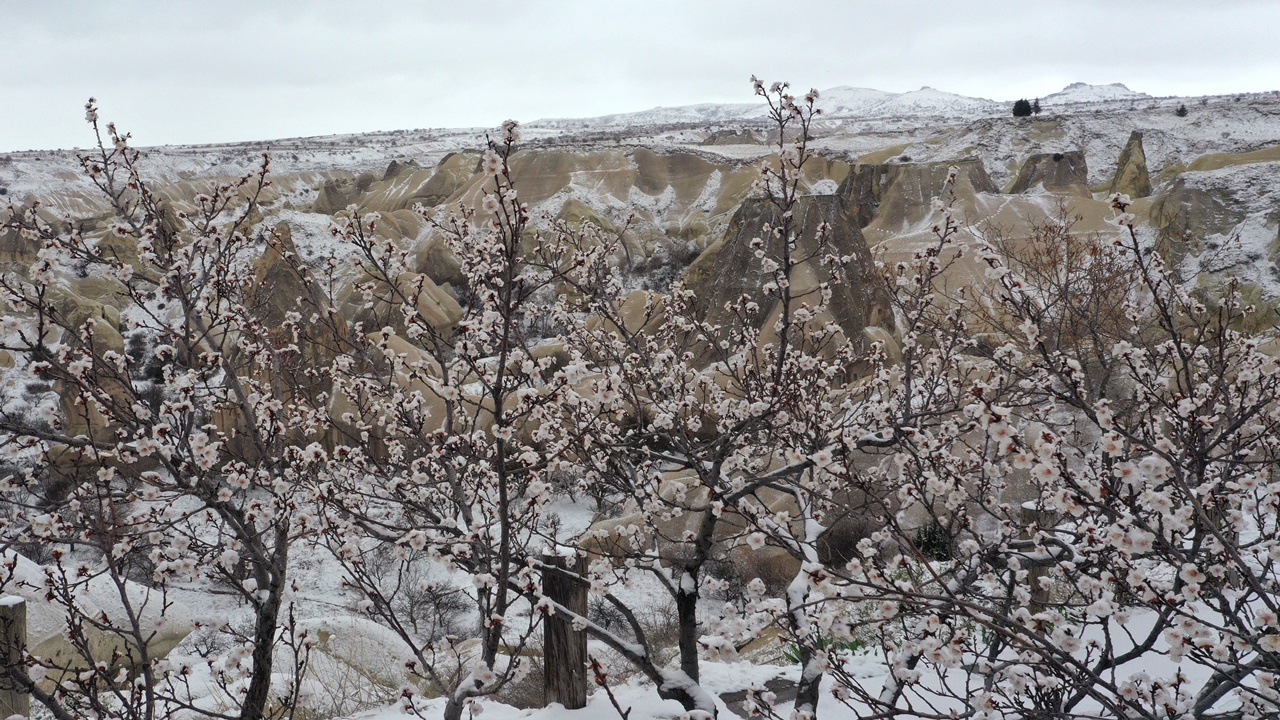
{"left": 1012, "top": 98, "right": 1033, "bottom": 117}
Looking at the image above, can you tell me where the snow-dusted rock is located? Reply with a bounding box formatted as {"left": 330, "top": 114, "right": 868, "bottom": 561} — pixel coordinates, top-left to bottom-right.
{"left": 1109, "top": 131, "right": 1153, "bottom": 199}
{"left": 1007, "top": 150, "right": 1090, "bottom": 195}
{"left": 1, "top": 550, "right": 194, "bottom": 676}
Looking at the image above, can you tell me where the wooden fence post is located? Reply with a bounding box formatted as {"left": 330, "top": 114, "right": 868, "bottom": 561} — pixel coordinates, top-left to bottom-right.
{"left": 0, "top": 596, "right": 29, "bottom": 719}
{"left": 1020, "top": 504, "right": 1058, "bottom": 614}
{"left": 542, "top": 554, "right": 588, "bottom": 709}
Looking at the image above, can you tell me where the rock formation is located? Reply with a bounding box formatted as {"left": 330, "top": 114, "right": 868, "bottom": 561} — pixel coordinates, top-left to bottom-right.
{"left": 702, "top": 129, "right": 760, "bottom": 145}
{"left": 1007, "top": 151, "right": 1090, "bottom": 195}
{"left": 682, "top": 194, "right": 892, "bottom": 363}
{"left": 837, "top": 159, "right": 998, "bottom": 229}
{"left": 401, "top": 152, "right": 480, "bottom": 209}
{"left": 1148, "top": 177, "right": 1245, "bottom": 264}
{"left": 1109, "top": 131, "right": 1153, "bottom": 199}
{"left": 346, "top": 153, "right": 480, "bottom": 215}
{"left": 582, "top": 467, "right": 883, "bottom": 592}
{"left": 338, "top": 270, "right": 464, "bottom": 335}
{"left": 46, "top": 284, "right": 128, "bottom": 442}
{"left": 237, "top": 222, "right": 352, "bottom": 450}
{"left": 311, "top": 171, "right": 378, "bottom": 215}
{"left": 2, "top": 550, "right": 193, "bottom": 681}
{"left": 0, "top": 223, "right": 40, "bottom": 264}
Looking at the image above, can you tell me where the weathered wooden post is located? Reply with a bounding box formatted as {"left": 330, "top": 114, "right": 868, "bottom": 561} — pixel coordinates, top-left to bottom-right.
{"left": 1020, "top": 503, "right": 1058, "bottom": 614}
{"left": 542, "top": 553, "right": 588, "bottom": 709}
{"left": 0, "top": 596, "right": 29, "bottom": 719}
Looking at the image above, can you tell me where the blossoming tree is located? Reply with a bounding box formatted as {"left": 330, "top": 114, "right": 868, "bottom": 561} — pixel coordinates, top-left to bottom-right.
{"left": 2, "top": 78, "right": 1280, "bottom": 720}
{"left": 0, "top": 104, "right": 317, "bottom": 719}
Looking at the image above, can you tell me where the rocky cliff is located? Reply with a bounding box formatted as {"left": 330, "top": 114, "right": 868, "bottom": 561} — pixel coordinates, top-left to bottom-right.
{"left": 4, "top": 90, "right": 1280, "bottom": 380}
{"left": 1007, "top": 151, "right": 1090, "bottom": 195}
{"left": 682, "top": 194, "right": 892, "bottom": 362}
{"left": 1110, "top": 131, "right": 1153, "bottom": 199}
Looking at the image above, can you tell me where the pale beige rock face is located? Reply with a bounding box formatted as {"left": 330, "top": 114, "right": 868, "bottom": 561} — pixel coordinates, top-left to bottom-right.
{"left": 683, "top": 194, "right": 893, "bottom": 360}
{"left": 840, "top": 152, "right": 1136, "bottom": 298}
{"left": 839, "top": 159, "right": 999, "bottom": 230}
{"left": 336, "top": 269, "right": 463, "bottom": 336}
{"left": 39, "top": 285, "right": 129, "bottom": 442}
{"left": 10, "top": 145, "right": 1165, "bottom": 451}
{"left": 581, "top": 465, "right": 884, "bottom": 592}
{"left": 412, "top": 234, "right": 466, "bottom": 288}
{"left": 409, "top": 152, "right": 483, "bottom": 209}
{"left": 249, "top": 223, "right": 353, "bottom": 366}
{"left": 0, "top": 224, "right": 40, "bottom": 264}
{"left": 1148, "top": 177, "right": 1247, "bottom": 264}
{"left": 439, "top": 148, "right": 841, "bottom": 258}
{"left": 1110, "top": 131, "right": 1153, "bottom": 199}
{"left": 584, "top": 289, "right": 668, "bottom": 338}
{"left": 220, "top": 221, "right": 353, "bottom": 451}
{"left": 333, "top": 153, "right": 481, "bottom": 217}
{"left": 3, "top": 550, "right": 193, "bottom": 682}
{"left": 46, "top": 284, "right": 125, "bottom": 354}
{"left": 1007, "top": 150, "right": 1090, "bottom": 195}
{"left": 311, "top": 171, "right": 378, "bottom": 215}
{"left": 329, "top": 330, "right": 450, "bottom": 444}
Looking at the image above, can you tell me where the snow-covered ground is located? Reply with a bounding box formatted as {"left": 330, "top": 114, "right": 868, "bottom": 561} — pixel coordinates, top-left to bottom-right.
{"left": 6, "top": 81, "right": 1278, "bottom": 207}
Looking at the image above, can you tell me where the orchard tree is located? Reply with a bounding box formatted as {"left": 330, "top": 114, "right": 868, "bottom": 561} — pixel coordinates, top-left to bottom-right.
{"left": 0, "top": 103, "right": 320, "bottom": 719}
{"left": 534, "top": 77, "right": 895, "bottom": 718}
{"left": 303, "top": 122, "right": 614, "bottom": 720}
{"left": 285, "top": 80, "right": 1280, "bottom": 720}
{"left": 771, "top": 193, "right": 1280, "bottom": 719}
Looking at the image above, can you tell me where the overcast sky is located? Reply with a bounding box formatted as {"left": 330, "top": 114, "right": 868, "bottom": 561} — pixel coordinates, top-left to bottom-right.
{"left": 2, "top": 0, "right": 1276, "bottom": 152}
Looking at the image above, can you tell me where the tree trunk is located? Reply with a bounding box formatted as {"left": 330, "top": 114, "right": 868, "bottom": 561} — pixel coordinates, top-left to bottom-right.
{"left": 241, "top": 587, "right": 282, "bottom": 719}
{"left": 240, "top": 539, "right": 288, "bottom": 720}
{"left": 663, "top": 574, "right": 718, "bottom": 715}
{"left": 676, "top": 575, "right": 700, "bottom": 685}
{"left": 793, "top": 645, "right": 822, "bottom": 720}
{"left": 443, "top": 694, "right": 466, "bottom": 720}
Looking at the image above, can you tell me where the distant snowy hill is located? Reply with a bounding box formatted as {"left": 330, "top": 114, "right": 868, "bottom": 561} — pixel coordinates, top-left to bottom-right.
{"left": 530, "top": 102, "right": 766, "bottom": 129}
{"left": 809, "top": 86, "right": 898, "bottom": 116}
{"left": 1043, "top": 82, "right": 1150, "bottom": 105}
{"left": 864, "top": 86, "right": 1001, "bottom": 117}
{"left": 528, "top": 82, "right": 1157, "bottom": 129}
{"left": 526, "top": 85, "right": 1001, "bottom": 129}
